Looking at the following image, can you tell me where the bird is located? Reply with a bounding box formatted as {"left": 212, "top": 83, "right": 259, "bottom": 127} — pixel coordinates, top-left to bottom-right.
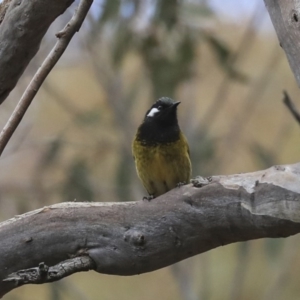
{"left": 132, "top": 97, "right": 192, "bottom": 199}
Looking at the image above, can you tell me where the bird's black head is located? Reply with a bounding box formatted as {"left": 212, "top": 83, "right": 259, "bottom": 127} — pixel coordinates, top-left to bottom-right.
{"left": 144, "top": 97, "right": 180, "bottom": 125}
{"left": 137, "top": 97, "right": 181, "bottom": 144}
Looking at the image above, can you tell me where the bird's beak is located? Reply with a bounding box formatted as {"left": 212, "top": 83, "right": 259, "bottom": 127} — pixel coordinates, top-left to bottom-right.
{"left": 172, "top": 101, "right": 181, "bottom": 108}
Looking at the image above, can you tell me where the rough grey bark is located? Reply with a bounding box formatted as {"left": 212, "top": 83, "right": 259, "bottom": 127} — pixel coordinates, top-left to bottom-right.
{"left": 0, "top": 0, "right": 74, "bottom": 103}
{"left": 0, "top": 164, "right": 300, "bottom": 297}
{"left": 264, "top": 0, "right": 300, "bottom": 86}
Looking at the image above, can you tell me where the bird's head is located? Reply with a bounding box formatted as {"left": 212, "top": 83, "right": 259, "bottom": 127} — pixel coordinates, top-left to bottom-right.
{"left": 144, "top": 97, "right": 180, "bottom": 126}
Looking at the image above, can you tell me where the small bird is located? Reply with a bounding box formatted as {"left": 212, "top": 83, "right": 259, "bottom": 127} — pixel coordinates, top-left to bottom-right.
{"left": 132, "top": 97, "right": 192, "bottom": 198}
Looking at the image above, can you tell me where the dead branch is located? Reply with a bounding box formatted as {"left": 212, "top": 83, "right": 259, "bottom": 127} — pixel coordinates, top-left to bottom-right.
{"left": 3, "top": 257, "right": 95, "bottom": 285}
{"left": 0, "top": 0, "right": 93, "bottom": 156}
{"left": 0, "top": 163, "right": 300, "bottom": 297}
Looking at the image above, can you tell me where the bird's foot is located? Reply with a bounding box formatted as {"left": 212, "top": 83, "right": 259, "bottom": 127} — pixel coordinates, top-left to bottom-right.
{"left": 176, "top": 181, "right": 186, "bottom": 188}
{"left": 143, "top": 195, "right": 154, "bottom": 201}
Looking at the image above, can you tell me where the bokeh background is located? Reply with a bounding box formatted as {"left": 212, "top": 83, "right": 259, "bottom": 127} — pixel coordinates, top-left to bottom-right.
{"left": 1, "top": 0, "right": 300, "bottom": 299}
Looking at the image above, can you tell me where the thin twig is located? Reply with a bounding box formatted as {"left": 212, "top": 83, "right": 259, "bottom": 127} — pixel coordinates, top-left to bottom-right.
{"left": 3, "top": 256, "right": 95, "bottom": 286}
{"left": 0, "top": 0, "right": 93, "bottom": 156}
{"left": 283, "top": 90, "right": 300, "bottom": 126}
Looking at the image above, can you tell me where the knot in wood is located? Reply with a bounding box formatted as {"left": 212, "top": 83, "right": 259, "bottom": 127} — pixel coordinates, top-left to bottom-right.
{"left": 38, "top": 262, "right": 49, "bottom": 276}
{"left": 291, "top": 9, "right": 299, "bottom": 23}
{"left": 124, "top": 229, "right": 146, "bottom": 247}
{"left": 274, "top": 165, "right": 286, "bottom": 171}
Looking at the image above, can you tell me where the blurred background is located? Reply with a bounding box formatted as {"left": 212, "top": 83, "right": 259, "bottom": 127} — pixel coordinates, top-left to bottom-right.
{"left": 1, "top": 0, "right": 300, "bottom": 299}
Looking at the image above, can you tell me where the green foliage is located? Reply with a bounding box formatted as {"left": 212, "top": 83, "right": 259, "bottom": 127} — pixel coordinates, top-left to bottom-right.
{"left": 89, "top": 0, "right": 243, "bottom": 98}
{"left": 112, "top": 25, "right": 134, "bottom": 67}
{"left": 140, "top": 30, "right": 196, "bottom": 98}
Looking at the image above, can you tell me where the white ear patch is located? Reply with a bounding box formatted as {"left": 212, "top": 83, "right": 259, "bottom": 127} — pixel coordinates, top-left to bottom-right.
{"left": 147, "top": 107, "right": 160, "bottom": 117}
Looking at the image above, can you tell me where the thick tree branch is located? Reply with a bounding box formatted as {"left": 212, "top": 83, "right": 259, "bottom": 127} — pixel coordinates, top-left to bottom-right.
{"left": 0, "top": 0, "right": 75, "bottom": 104}
{"left": 0, "top": 0, "right": 93, "bottom": 156}
{"left": 0, "top": 163, "right": 300, "bottom": 297}
{"left": 264, "top": 0, "right": 300, "bottom": 86}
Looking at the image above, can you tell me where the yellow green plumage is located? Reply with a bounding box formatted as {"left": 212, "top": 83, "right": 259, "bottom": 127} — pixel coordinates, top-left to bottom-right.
{"left": 132, "top": 97, "right": 192, "bottom": 198}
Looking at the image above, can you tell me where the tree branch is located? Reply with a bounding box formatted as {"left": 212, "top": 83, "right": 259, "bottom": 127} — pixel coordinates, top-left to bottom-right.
{"left": 283, "top": 90, "right": 300, "bottom": 126}
{"left": 0, "top": 0, "right": 93, "bottom": 156}
{"left": 0, "top": 0, "right": 75, "bottom": 104}
{"left": 264, "top": 0, "right": 300, "bottom": 87}
{"left": 3, "top": 257, "right": 95, "bottom": 285}
{"left": 0, "top": 163, "right": 300, "bottom": 297}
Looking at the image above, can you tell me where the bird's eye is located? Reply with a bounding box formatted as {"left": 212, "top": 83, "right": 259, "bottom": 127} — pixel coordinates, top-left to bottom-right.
{"left": 158, "top": 106, "right": 162, "bottom": 110}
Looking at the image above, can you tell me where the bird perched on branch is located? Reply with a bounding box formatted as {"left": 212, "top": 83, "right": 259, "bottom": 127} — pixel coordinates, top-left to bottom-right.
{"left": 132, "top": 97, "right": 192, "bottom": 199}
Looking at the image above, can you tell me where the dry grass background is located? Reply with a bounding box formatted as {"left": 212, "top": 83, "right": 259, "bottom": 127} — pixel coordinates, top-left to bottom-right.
{"left": 1, "top": 1, "right": 300, "bottom": 299}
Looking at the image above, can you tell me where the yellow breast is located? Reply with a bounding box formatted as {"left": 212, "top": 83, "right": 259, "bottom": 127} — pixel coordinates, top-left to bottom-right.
{"left": 132, "top": 132, "right": 191, "bottom": 197}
